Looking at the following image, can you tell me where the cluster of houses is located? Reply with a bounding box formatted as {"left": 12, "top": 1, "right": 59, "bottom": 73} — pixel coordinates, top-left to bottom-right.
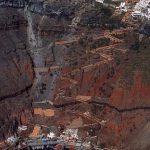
{"left": 95, "top": 0, "right": 150, "bottom": 21}
{"left": 132, "top": 0, "right": 150, "bottom": 20}
{"left": 24, "top": 128, "right": 99, "bottom": 150}
{"left": 0, "top": 0, "right": 28, "bottom": 8}
{"left": 5, "top": 126, "right": 113, "bottom": 150}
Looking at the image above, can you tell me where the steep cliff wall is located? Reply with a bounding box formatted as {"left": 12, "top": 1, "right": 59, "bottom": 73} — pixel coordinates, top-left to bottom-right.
{"left": 0, "top": 1, "right": 149, "bottom": 149}
{"left": 52, "top": 33, "right": 150, "bottom": 149}
{"left": 0, "top": 8, "right": 34, "bottom": 141}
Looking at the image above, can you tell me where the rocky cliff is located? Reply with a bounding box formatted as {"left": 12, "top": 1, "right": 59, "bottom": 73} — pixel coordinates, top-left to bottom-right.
{"left": 0, "top": 0, "right": 149, "bottom": 150}
{"left": 0, "top": 8, "right": 34, "bottom": 140}
{"left": 51, "top": 34, "right": 150, "bottom": 150}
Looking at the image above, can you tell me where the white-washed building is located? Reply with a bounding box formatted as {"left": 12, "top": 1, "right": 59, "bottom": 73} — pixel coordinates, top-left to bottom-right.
{"left": 132, "top": 0, "right": 150, "bottom": 21}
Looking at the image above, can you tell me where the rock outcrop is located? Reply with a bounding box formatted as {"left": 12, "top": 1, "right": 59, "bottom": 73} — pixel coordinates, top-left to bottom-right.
{"left": 0, "top": 8, "right": 34, "bottom": 140}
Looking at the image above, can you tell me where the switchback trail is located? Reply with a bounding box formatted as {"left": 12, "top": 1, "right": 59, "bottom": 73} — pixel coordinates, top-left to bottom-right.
{"left": 53, "top": 101, "right": 150, "bottom": 113}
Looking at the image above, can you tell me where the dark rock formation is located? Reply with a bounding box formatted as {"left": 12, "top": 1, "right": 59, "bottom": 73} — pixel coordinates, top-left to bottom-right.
{"left": 0, "top": 8, "right": 34, "bottom": 140}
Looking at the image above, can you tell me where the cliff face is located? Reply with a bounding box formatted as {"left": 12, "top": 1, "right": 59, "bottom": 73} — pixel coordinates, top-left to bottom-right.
{"left": 0, "top": 1, "right": 149, "bottom": 149}
{"left": 110, "top": 71, "right": 150, "bottom": 108}
{"left": 0, "top": 32, "right": 33, "bottom": 98}
{"left": 111, "top": 45, "right": 150, "bottom": 109}
{"left": 103, "top": 41, "right": 150, "bottom": 149}
{"left": 52, "top": 33, "right": 150, "bottom": 149}
{"left": 0, "top": 8, "right": 34, "bottom": 140}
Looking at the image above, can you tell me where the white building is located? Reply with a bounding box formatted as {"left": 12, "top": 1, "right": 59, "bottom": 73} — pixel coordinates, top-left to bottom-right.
{"left": 131, "top": 10, "right": 142, "bottom": 17}
{"left": 134, "top": 0, "right": 150, "bottom": 11}
{"left": 116, "top": 2, "right": 128, "bottom": 12}
{"left": 6, "top": 136, "right": 18, "bottom": 145}
{"left": 95, "top": 0, "right": 104, "bottom": 3}
{"left": 47, "top": 132, "right": 55, "bottom": 139}
{"left": 132, "top": 0, "right": 150, "bottom": 21}
{"left": 18, "top": 125, "right": 27, "bottom": 132}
